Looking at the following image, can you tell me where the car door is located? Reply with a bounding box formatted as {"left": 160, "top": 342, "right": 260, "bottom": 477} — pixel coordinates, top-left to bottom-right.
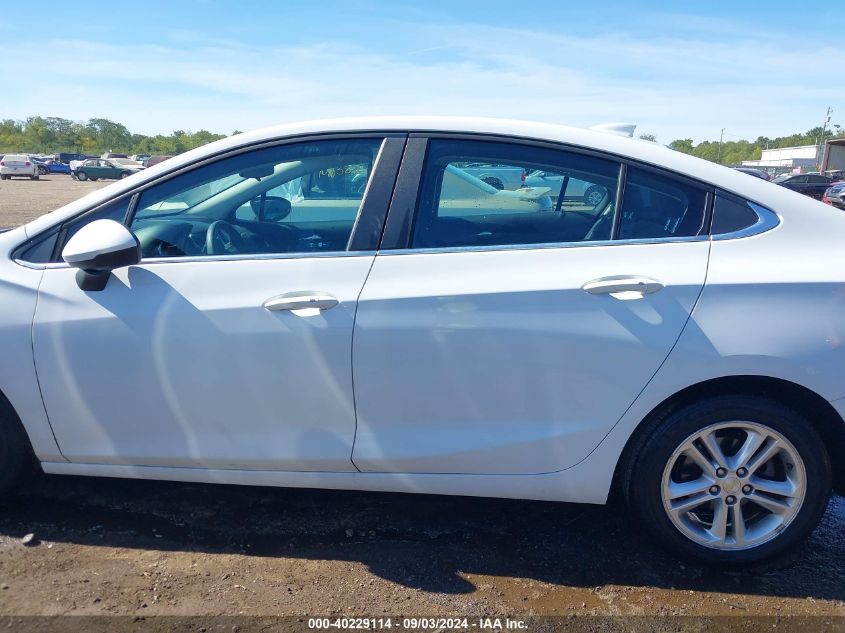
{"left": 33, "top": 135, "right": 403, "bottom": 470}
{"left": 351, "top": 137, "right": 711, "bottom": 474}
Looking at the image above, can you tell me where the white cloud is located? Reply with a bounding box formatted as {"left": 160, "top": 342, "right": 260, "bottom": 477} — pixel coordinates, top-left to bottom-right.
{"left": 1, "top": 23, "right": 842, "bottom": 143}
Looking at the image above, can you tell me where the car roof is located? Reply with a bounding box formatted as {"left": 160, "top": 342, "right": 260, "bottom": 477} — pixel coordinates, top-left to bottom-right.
{"left": 15, "top": 116, "right": 837, "bottom": 237}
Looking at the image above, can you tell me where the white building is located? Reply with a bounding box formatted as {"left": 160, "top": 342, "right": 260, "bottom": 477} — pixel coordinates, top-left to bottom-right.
{"left": 742, "top": 145, "right": 819, "bottom": 173}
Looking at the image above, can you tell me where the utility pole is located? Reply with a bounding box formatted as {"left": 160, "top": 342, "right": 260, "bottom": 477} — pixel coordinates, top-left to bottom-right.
{"left": 717, "top": 128, "right": 726, "bottom": 164}
{"left": 818, "top": 107, "right": 832, "bottom": 170}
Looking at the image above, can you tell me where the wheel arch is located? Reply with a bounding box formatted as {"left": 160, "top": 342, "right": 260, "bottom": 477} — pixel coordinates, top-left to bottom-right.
{"left": 611, "top": 375, "right": 845, "bottom": 502}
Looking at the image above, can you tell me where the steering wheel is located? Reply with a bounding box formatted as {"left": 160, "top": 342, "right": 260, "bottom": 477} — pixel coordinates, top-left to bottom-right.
{"left": 206, "top": 220, "right": 245, "bottom": 255}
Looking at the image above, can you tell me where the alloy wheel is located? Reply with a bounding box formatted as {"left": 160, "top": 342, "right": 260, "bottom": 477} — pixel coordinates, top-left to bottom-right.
{"left": 661, "top": 421, "right": 805, "bottom": 550}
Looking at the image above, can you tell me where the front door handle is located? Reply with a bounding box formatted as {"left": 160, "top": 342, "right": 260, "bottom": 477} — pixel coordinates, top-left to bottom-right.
{"left": 263, "top": 292, "right": 339, "bottom": 312}
{"left": 581, "top": 276, "right": 664, "bottom": 299}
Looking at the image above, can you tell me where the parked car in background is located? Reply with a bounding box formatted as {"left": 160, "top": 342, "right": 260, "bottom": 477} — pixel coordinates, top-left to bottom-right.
{"left": 732, "top": 167, "right": 770, "bottom": 181}
{"left": 772, "top": 173, "right": 833, "bottom": 200}
{"left": 455, "top": 163, "right": 527, "bottom": 190}
{"left": 71, "top": 158, "right": 143, "bottom": 181}
{"left": 111, "top": 158, "right": 145, "bottom": 170}
{"left": 101, "top": 152, "right": 129, "bottom": 160}
{"left": 523, "top": 169, "right": 611, "bottom": 207}
{"left": 822, "top": 181, "right": 845, "bottom": 209}
{"left": 131, "top": 154, "right": 151, "bottom": 163}
{"left": 40, "top": 160, "right": 71, "bottom": 175}
{"left": 0, "top": 154, "right": 39, "bottom": 180}
{"left": 143, "top": 155, "right": 174, "bottom": 168}
{"left": 54, "top": 152, "right": 91, "bottom": 164}
{"left": 824, "top": 170, "right": 845, "bottom": 181}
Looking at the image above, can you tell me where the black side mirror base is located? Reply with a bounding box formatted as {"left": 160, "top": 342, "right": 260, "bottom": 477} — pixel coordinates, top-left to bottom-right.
{"left": 75, "top": 269, "right": 111, "bottom": 292}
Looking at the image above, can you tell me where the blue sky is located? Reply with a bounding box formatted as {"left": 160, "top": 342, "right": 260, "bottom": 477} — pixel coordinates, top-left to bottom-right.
{"left": 2, "top": 1, "right": 842, "bottom": 142}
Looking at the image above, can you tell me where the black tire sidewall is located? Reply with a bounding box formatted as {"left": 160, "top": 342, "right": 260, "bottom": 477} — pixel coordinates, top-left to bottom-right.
{"left": 631, "top": 395, "right": 831, "bottom": 565}
{"left": 0, "top": 399, "right": 30, "bottom": 495}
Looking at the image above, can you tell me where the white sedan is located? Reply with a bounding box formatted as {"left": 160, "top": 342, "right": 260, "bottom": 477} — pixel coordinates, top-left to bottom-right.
{"left": 1, "top": 117, "right": 843, "bottom": 566}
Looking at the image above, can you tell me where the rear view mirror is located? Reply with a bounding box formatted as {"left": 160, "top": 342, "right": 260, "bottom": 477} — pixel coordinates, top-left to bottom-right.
{"left": 239, "top": 165, "right": 274, "bottom": 180}
{"left": 62, "top": 219, "right": 141, "bottom": 291}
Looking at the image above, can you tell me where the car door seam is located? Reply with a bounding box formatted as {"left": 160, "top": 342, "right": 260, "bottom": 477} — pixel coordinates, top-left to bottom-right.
{"left": 30, "top": 269, "right": 70, "bottom": 462}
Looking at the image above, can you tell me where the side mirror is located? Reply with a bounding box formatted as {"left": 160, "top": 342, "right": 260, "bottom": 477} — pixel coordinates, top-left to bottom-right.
{"left": 62, "top": 219, "right": 141, "bottom": 291}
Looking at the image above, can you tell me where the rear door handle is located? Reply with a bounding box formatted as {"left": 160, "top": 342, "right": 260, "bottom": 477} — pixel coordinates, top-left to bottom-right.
{"left": 263, "top": 292, "right": 339, "bottom": 312}
{"left": 581, "top": 276, "right": 664, "bottom": 299}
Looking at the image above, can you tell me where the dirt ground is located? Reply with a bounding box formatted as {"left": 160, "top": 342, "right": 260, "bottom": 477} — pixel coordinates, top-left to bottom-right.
{"left": 0, "top": 175, "right": 109, "bottom": 229}
{"left": 0, "top": 177, "right": 843, "bottom": 629}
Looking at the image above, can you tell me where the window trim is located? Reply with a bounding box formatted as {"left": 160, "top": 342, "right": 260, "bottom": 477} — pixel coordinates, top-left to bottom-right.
{"left": 14, "top": 132, "right": 405, "bottom": 267}
{"left": 382, "top": 133, "right": 715, "bottom": 252}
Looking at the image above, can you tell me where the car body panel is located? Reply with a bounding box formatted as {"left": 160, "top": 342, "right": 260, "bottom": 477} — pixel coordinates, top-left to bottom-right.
{"left": 351, "top": 241, "right": 709, "bottom": 474}
{"left": 32, "top": 255, "right": 375, "bottom": 470}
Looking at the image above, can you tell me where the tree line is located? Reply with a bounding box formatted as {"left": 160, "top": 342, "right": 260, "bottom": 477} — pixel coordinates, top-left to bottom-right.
{"left": 0, "top": 116, "right": 233, "bottom": 156}
{"left": 665, "top": 125, "right": 844, "bottom": 166}
{"left": 2, "top": 116, "right": 844, "bottom": 165}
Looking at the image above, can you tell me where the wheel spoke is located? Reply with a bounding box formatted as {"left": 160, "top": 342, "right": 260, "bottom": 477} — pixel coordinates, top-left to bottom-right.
{"left": 749, "top": 476, "right": 797, "bottom": 499}
{"left": 747, "top": 490, "right": 792, "bottom": 515}
{"left": 709, "top": 500, "right": 729, "bottom": 543}
{"left": 730, "top": 429, "right": 766, "bottom": 470}
{"left": 667, "top": 477, "right": 714, "bottom": 501}
{"left": 701, "top": 430, "right": 728, "bottom": 469}
{"left": 744, "top": 438, "right": 781, "bottom": 475}
{"left": 731, "top": 503, "right": 747, "bottom": 546}
{"left": 669, "top": 491, "right": 712, "bottom": 515}
{"left": 681, "top": 444, "right": 717, "bottom": 478}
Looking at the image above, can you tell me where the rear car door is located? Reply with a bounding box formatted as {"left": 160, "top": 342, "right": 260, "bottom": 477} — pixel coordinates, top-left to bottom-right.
{"left": 351, "top": 136, "right": 711, "bottom": 474}
{"left": 31, "top": 135, "right": 404, "bottom": 470}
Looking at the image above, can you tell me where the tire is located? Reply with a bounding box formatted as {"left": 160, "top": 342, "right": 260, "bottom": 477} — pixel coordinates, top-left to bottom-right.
{"left": 77, "top": 171, "right": 88, "bottom": 181}
{"left": 30, "top": 174, "right": 39, "bottom": 181}
{"left": 37, "top": 165, "right": 47, "bottom": 175}
{"left": 120, "top": 171, "right": 129, "bottom": 179}
{"left": 628, "top": 395, "right": 831, "bottom": 566}
{"left": 583, "top": 185, "right": 607, "bottom": 207}
{"left": 0, "top": 393, "right": 33, "bottom": 496}
{"left": 481, "top": 176, "right": 504, "bottom": 190}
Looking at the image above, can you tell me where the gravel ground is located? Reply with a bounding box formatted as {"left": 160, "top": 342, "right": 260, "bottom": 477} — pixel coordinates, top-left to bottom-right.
{"left": 0, "top": 176, "right": 844, "bottom": 628}
{"left": 0, "top": 174, "right": 109, "bottom": 228}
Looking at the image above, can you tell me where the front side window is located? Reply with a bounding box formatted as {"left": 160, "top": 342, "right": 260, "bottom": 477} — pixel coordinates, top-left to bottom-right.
{"left": 129, "top": 138, "right": 383, "bottom": 259}
{"left": 411, "top": 140, "right": 621, "bottom": 249}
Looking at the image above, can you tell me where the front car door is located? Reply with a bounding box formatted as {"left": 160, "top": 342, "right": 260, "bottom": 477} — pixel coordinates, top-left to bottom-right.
{"left": 32, "top": 135, "right": 403, "bottom": 470}
{"left": 351, "top": 136, "right": 711, "bottom": 474}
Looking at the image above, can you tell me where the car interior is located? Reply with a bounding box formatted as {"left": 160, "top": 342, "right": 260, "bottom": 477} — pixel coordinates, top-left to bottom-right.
{"left": 129, "top": 153, "right": 374, "bottom": 258}
{"left": 413, "top": 160, "right": 621, "bottom": 248}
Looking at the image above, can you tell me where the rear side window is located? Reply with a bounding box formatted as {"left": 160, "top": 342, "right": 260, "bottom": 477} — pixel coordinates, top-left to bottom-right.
{"left": 617, "top": 168, "right": 708, "bottom": 240}
{"left": 411, "top": 140, "right": 622, "bottom": 249}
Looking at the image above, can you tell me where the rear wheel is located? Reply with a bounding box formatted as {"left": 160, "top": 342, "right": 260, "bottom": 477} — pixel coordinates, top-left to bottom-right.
{"left": 37, "top": 165, "right": 48, "bottom": 175}
{"left": 76, "top": 171, "right": 88, "bottom": 181}
{"left": 30, "top": 173, "right": 39, "bottom": 181}
{"left": 629, "top": 395, "right": 831, "bottom": 565}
